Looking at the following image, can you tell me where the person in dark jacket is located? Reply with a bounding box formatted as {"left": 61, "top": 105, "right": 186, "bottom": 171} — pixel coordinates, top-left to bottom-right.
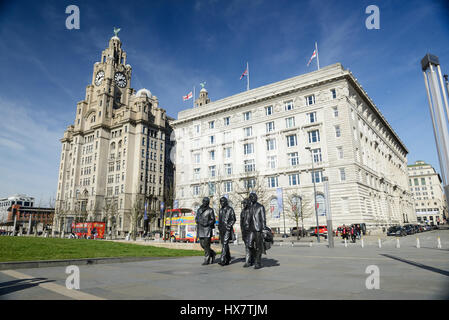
{"left": 248, "top": 192, "right": 267, "bottom": 269}
{"left": 350, "top": 225, "right": 357, "bottom": 243}
{"left": 195, "top": 197, "right": 216, "bottom": 265}
{"left": 240, "top": 198, "right": 254, "bottom": 267}
{"left": 218, "top": 196, "right": 236, "bottom": 266}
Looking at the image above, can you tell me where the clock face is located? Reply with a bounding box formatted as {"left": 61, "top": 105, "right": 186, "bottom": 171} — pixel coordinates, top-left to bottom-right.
{"left": 95, "top": 70, "right": 104, "bottom": 86}
{"left": 114, "top": 72, "right": 127, "bottom": 88}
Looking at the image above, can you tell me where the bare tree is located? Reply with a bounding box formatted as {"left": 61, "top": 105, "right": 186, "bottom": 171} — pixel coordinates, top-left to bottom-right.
{"left": 285, "top": 192, "right": 313, "bottom": 239}
{"left": 233, "top": 170, "right": 269, "bottom": 208}
{"left": 129, "top": 194, "right": 145, "bottom": 241}
{"left": 145, "top": 194, "right": 159, "bottom": 234}
{"left": 103, "top": 196, "right": 118, "bottom": 239}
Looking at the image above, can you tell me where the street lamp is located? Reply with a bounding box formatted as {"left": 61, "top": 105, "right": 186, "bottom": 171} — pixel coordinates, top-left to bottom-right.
{"left": 305, "top": 146, "right": 320, "bottom": 243}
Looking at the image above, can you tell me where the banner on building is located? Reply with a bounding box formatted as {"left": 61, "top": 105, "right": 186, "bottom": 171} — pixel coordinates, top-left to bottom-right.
{"left": 276, "top": 188, "right": 283, "bottom": 219}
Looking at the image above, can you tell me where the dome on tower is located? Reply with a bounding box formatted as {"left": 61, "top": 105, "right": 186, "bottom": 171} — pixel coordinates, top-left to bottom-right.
{"left": 136, "top": 88, "right": 152, "bottom": 98}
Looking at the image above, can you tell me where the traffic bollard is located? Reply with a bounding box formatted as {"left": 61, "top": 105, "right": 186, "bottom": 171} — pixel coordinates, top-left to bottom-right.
{"left": 396, "top": 238, "right": 400, "bottom": 248}
{"left": 361, "top": 238, "right": 364, "bottom": 248}
{"left": 437, "top": 237, "right": 442, "bottom": 249}
{"left": 416, "top": 237, "right": 420, "bottom": 248}
{"left": 378, "top": 238, "right": 382, "bottom": 248}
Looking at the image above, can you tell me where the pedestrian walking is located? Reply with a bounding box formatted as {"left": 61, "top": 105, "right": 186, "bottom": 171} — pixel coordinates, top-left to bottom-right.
{"left": 350, "top": 225, "right": 356, "bottom": 243}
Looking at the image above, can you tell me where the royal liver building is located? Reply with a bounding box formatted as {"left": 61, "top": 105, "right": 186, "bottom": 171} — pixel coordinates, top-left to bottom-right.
{"left": 54, "top": 32, "right": 174, "bottom": 236}
{"left": 172, "top": 64, "right": 416, "bottom": 234}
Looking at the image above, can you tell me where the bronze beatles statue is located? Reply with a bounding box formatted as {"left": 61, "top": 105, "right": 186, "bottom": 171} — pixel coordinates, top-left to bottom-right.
{"left": 245, "top": 193, "right": 268, "bottom": 269}
{"left": 195, "top": 197, "right": 216, "bottom": 265}
{"left": 218, "top": 196, "right": 236, "bottom": 266}
{"left": 240, "top": 198, "right": 254, "bottom": 267}
{"left": 196, "top": 193, "right": 271, "bottom": 269}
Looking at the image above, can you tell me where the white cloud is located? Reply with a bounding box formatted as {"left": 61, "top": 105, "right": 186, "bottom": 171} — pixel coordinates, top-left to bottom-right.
{"left": 0, "top": 97, "right": 63, "bottom": 204}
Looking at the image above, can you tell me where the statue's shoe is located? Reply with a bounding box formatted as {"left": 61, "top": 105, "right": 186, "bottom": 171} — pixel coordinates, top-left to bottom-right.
{"left": 243, "top": 263, "right": 251, "bottom": 268}
{"left": 254, "top": 264, "right": 262, "bottom": 269}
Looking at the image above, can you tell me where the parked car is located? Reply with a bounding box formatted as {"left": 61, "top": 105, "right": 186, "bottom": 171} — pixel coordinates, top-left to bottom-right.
{"left": 291, "top": 227, "right": 308, "bottom": 237}
{"left": 404, "top": 225, "right": 416, "bottom": 235}
{"left": 387, "top": 226, "right": 407, "bottom": 237}
{"left": 310, "top": 225, "right": 328, "bottom": 239}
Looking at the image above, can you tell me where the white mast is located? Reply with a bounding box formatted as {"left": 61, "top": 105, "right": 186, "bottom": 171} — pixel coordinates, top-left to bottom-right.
{"left": 247, "top": 61, "right": 250, "bottom": 91}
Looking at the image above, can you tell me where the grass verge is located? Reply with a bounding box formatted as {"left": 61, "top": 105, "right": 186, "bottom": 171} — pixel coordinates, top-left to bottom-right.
{"left": 0, "top": 236, "right": 203, "bottom": 262}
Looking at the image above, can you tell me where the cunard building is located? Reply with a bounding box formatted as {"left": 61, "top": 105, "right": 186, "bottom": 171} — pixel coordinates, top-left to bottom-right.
{"left": 172, "top": 63, "right": 416, "bottom": 234}
{"left": 54, "top": 31, "right": 174, "bottom": 236}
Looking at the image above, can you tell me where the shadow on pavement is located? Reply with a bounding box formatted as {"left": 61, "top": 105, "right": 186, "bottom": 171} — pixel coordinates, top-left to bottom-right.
{"left": 229, "top": 258, "right": 245, "bottom": 265}
{"left": 0, "top": 278, "right": 56, "bottom": 296}
{"left": 228, "top": 257, "right": 280, "bottom": 268}
{"left": 381, "top": 254, "right": 449, "bottom": 277}
{"left": 261, "top": 258, "right": 280, "bottom": 268}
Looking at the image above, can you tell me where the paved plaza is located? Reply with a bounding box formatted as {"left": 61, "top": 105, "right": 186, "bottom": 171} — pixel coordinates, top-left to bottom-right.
{"left": 0, "top": 230, "right": 448, "bottom": 300}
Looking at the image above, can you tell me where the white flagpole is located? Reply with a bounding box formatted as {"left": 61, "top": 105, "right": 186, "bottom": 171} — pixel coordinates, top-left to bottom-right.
{"left": 247, "top": 62, "right": 250, "bottom": 91}
{"left": 315, "top": 42, "right": 320, "bottom": 70}
{"left": 193, "top": 86, "right": 195, "bottom": 108}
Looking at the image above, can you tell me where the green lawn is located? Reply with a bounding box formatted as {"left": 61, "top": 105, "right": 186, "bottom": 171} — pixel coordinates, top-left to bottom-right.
{"left": 0, "top": 237, "right": 203, "bottom": 262}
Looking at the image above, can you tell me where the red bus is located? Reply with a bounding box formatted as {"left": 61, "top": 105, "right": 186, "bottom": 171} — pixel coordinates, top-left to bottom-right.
{"left": 71, "top": 222, "right": 106, "bottom": 239}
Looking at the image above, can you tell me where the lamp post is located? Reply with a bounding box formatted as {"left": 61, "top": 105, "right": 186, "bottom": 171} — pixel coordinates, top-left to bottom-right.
{"left": 323, "top": 176, "right": 334, "bottom": 248}
{"left": 306, "top": 147, "right": 320, "bottom": 243}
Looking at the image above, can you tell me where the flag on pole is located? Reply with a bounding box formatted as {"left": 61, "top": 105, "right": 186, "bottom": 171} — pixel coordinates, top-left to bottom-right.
{"left": 240, "top": 62, "right": 250, "bottom": 91}
{"left": 183, "top": 91, "right": 193, "bottom": 101}
{"left": 307, "top": 49, "right": 317, "bottom": 67}
{"left": 307, "top": 42, "right": 320, "bottom": 70}
{"left": 240, "top": 68, "right": 248, "bottom": 80}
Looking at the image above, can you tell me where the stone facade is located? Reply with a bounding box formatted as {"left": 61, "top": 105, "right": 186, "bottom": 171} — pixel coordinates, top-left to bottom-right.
{"left": 408, "top": 160, "right": 448, "bottom": 225}
{"left": 54, "top": 35, "right": 174, "bottom": 236}
{"left": 172, "top": 63, "right": 416, "bottom": 234}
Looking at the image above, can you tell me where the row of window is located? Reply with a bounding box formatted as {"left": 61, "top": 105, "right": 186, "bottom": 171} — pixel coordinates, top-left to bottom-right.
{"left": 202, "top": 124, "right": 343, "bottom": 149}
{"left": 190, "top": 170, "right": 345, "bottom": 196}
{"left": 409, "top": 177, "right": 432, "bottom": 186}
{"left": 203, "top": 90, "right": 338, "bottom": 131}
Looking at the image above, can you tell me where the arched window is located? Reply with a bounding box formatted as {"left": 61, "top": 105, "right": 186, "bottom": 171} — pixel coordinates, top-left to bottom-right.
{"left": 270, "top": 198, "right": 280, "bottom": 219}
{"left": 110, "top": 142, "right": 116, "bottom": 150}
{"left": 118, "top": 140, "right": 122, "bottom": 149}
{"left": 315, "top": 194, "right": 326, "bottom": 216}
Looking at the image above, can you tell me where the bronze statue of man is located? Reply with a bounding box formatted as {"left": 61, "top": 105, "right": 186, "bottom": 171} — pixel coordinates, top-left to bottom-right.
{"left": 218, "top": 196, "right": 236, "bottom": 266}
{"left": 248, "top": 192, "right": 267, "bottom": 269}
{"left": 195, "top": 197, "right": 216, "bottom": 265}
{"left": 240, "top": 198, "right": 254, "bottom": 267}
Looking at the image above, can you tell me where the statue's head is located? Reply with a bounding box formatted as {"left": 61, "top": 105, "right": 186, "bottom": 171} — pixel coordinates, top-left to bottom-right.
{"left": 220, "top": 196, "right": 228, "bottom": 207}
{"left": 241, "top": 198, "right": 250, "bottom": 209}
{"left": 249, "top": 193, "right": 258, "bottom": 204}
{"left": 202, "top": 197, "right": 210, "bottom": 207}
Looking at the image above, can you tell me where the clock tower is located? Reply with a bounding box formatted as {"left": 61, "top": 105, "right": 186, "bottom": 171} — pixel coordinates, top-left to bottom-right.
{"left": 54, "top": 31, "right": 174, "bottom": 238}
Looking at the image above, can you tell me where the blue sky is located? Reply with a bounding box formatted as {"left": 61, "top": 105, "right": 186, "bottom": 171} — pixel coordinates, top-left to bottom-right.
{"left": 0, "top": 0, "right": 448, "bottom": 204}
